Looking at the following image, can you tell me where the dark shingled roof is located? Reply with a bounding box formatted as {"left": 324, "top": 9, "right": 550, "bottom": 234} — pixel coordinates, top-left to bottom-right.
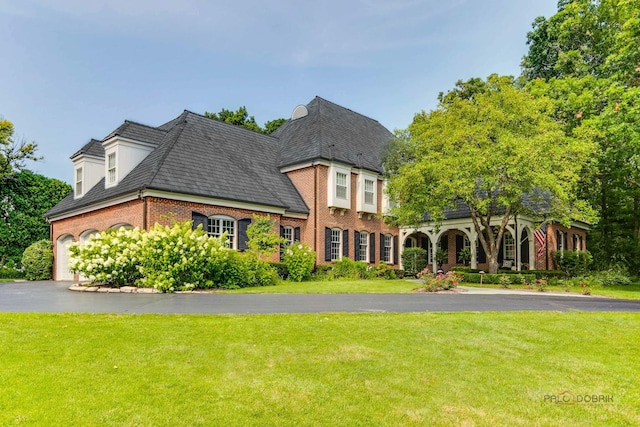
{"left": 70, "top": 139, "right": 104, "bottom": 160}
{"left": 46, "top": 110, "right": 312, "bottom": 218}
{"left": 274, "top": 97, "right": 394, "bottom": 174}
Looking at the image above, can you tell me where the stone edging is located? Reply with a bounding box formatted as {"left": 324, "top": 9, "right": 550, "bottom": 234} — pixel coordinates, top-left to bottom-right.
{"left": 68, "top": 284, "right": 160, "bottom": 293}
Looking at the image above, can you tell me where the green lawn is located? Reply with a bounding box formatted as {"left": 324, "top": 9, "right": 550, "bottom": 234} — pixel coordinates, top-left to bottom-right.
{"left": 1, "top": 312, "right": 638, "bottom": 426}
{"left": 463, "top": 282, "right": 640, "bottom": 300}
{"left": 220, "top": 278, "right": 419, "bottom": 294}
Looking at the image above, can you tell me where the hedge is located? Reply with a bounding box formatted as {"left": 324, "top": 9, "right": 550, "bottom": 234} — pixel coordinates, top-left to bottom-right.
{"left": 461, "top": 272, "right": 537, "bottom": 285}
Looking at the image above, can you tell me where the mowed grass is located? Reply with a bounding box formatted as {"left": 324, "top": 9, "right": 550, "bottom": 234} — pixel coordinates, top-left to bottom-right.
{"left": 220, "top": 278, "right": 419, "bottom": 294}
{"left": 464, "top": 282, "right": 640, "bottom": 300}
{"left": 1, "top": 312, "right": 639, "bottom": 426}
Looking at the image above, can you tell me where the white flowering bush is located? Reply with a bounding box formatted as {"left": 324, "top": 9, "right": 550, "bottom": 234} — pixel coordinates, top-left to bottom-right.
{"left": 136, "top": 221, "right": 229, "bottom": 292}
{"left": 69, "top": 220, "right": 278, "bottom": 292}
{"left": 68, "top": 227, "right": 142, "bottom": 286}
{"left": 282, "top": 242, "right": 315, "bottom": 282}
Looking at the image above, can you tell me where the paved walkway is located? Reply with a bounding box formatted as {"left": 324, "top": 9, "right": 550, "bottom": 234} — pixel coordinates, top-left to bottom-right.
{"left": 1, "top": 281, "right": 639, "bottom": 314}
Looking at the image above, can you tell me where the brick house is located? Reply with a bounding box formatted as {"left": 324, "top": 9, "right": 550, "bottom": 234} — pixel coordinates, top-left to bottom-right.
{"left": 46, "top": 97, "right": 400, "bottom": 280}
{"left": 46, "top": 96, "right": 587, "bottom": 280}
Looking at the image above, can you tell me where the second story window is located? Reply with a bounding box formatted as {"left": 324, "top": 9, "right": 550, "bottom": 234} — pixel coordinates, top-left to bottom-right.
{"left": 107, "top": 153, "right": 116, "bottom": 185}
{"left": 364, "top": 179, "right": 374, "bottom": 205}
{"left": 336, "top": 172, "right": 347, "bottom": 199}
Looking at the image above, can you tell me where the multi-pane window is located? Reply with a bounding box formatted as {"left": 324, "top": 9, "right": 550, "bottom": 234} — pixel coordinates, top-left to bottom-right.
{"left": 208, "top": 216, "right": 235, "bottom": 249}
{"left": 75, "top": 168, "right": 83, "bottom": 196}
{"left": 503, "top": 232, "right": 515, "bottom": 260}
{"left": 107, "top": 153, "right": 116, "bottom": 184}
{"left": 336, "top": 172, "right": 347, "bottom": 199}
{"left": 359, "top": 231, "right": 368, "bottom": 262}
{"left": 331, "top": 228, "right": 342, "bottom": 261}
{"left": 283, "top": 226, "right": 294, "bottom": 246}
{"left": 364, "top": 179, "right": 374, "bottom": 205}
{"left": 383, "top": 234, "right": 392, "bottom": 263}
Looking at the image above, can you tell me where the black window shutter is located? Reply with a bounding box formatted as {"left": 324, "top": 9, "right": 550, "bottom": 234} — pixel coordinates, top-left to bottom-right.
{"left": 237, "top": 218, "right": 252, "bottom": 252}
{"left": 343, "top": 229, "right": 349, "bottom": 258}
{"left": 280, "top": 225, "right": 284, "bottom": 237}
{"left": 294, "top": 227, "right": 301, "bottom": 243}
{"left": 393, "top": 235, "right": 399, "bottom": 264}
{"left": 354, "top": 231, "right": 360, "bottom": 261}
{"left": 279, "top": 225, "right": 285, "bottom": 261}
{"left": 325, "top": 227, "right": 332, "bottom": 262}
{"left": 191, "top": 212, "right": 208, "bottom": 231}
{"left": 369, "top": 233, "right": 375, "bottom": 264}
{"left": 379, "top": 234, "right": 385, "bottom": 262}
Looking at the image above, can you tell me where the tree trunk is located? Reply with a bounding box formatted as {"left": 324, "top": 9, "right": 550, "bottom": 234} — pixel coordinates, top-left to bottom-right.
{"left": 487, "top": 252, "right": 499, "bottom": 274}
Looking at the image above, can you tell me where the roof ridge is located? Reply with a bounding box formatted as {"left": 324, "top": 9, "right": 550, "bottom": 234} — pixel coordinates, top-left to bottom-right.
{"left": 146, "top": 121, "right": 189, "bottom": 187}
{"left": 182, "top": 110, "right": 280, "bottom": 138}
{"left": 122, "top": 119, "right": 166, "bottom": 132}
{"left": 314, "top": 96, "right": 384, "bottom": 126}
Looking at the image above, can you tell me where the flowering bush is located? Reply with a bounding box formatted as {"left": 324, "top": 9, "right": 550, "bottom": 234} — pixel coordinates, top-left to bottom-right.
{"left": 136, "top": 221, "right": 229, "bottom": 292}
{"left": 534, "top": 278, "right": 547, "bottom": 292}
{"left": 69, "top": 227, "right": 142, "bottom": 286}
{"left": 282, "top": 242, "right": 315, "bottom": 282}
{"left": 69, "top": 220, "right": 278, "bottom": 292}
{"left": 424, "top": 271, "right": 461, "bottom": 292}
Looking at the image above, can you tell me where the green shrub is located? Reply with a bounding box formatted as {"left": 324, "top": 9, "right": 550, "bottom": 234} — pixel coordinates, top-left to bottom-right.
{"left": 461, "top": 272, "right": 536, "bottom": 285}
{"left": 374, "top": 263, "right": 397, "bottom": 279}
{"left": 591, "top": 270, "right": 632, "bottom": 287}
{"left": 21, "top": 240, "right": 53, "bottom": 280}
{"left": 401, "top": 248, "right": 428, "bottom": 277}
{"left": 330, "top": 257, "right": 375, "bottom": 280}
{"left": 552, "top": 250, "right": 592, "bottom": 277}
{"left": 282, "top": 242, "right": 316, "bottom": 282}
{"left": 269, "top": 262, "right": 289, "bottom": 280}
{"left": 0, "top": 266, "right": 24, "bottom": 279}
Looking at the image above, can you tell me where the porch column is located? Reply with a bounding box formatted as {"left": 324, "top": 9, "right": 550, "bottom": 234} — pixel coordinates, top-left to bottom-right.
{"left": 470, "top": 231, "right": 478, "bottom": 270}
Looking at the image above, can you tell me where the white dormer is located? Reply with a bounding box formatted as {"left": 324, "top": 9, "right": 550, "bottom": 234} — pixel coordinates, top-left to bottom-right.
{"left": 356, "top": 171, "right": 378, "bottom": 215}
{"left": 103, "top": 136, "right": 155, "bottom": 188}
{"left": 327, "top": 163, "right": 351, "bottom": 210}
{"left": 71, "top": 153, "right": 104, "bottom": 199}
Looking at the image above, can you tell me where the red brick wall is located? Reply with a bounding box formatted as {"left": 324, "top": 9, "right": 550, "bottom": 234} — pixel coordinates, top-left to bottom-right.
{"left": 286, "top": 165, "right": 399, "bottom": 265}
{"left": 51, "top": 199, "right": 145, "bottom": 280}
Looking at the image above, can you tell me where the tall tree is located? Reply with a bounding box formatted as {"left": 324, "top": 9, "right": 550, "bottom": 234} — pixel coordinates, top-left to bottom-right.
{"left": 384, "top": 75, "right": 595, "bottom": 274}
{"left": 204, "top": 106, "right": 285, "bottom": 135}
{"left": 520, "top": 0, "right": 640, "bottom": 271}
{"left": 0, "top": 171, "right": 71, "bottom": 265}
{"left": 0, "top": 118, "right": 40, "bottom": 180}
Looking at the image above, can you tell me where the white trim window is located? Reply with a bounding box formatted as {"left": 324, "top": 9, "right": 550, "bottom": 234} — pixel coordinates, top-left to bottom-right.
{"left": 359, "top": 231, "right": 368, "bottom": 262}
{"left": 107, "top": 153, "right": 116, "bottom": 185}
{"left": 503, "top": 231, "right": 515, "bottom": 260}
{"left": 331, "top": 228, "right": 342, "bottom": 261}
{"left": 208, "top": 216, "right": 236, "bottom": 249}
{"left": 283, "top": 226, "right": 294, "bottom": 246}
{"left": 336, "top": 172, "right": 348, "bottom": 199}
{"left": 75, "top": 167, "right": 83, "bottom": 197}
{"left": 383, "top": 234, "right": 393, "bottom": 263}
{"left": 364, "top": 179, "right": 375, "bottom": 205}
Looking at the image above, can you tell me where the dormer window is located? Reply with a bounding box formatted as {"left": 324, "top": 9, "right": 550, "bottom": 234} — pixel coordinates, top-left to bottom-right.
{"left": 356, "top": 172, "right": 377, "bottom": 214}
{"left": 75, "top": 167, "right": 83, "bottom": 197}
{"left": 107, "top": 153, "right": 116, "bottom": 185}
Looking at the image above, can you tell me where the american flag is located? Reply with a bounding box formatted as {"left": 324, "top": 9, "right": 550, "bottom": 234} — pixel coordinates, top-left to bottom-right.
{"left": 533, "top": 223, "right": 547, "bottom": 258}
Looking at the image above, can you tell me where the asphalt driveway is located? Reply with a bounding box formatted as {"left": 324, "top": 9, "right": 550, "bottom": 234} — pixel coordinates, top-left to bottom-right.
{"left": 1, "top": 281, "right": 640, "bottom": 314}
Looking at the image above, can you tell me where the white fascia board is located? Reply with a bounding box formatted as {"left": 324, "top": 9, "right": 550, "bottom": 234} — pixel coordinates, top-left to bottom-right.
{"left": 102, "top": 136, "right": 157, "bottom": 150}
{"left": 282, "top": 211, "right": 308, "bottom": 219}
{"left": 141, "top": 190, "right": 288, "bottom": 215}
{"left": 46, "top": 192, "right": 140, "bottom": 222}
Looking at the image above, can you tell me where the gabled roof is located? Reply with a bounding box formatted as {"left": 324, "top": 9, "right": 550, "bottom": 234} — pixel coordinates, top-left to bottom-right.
{"left": 47, "top": 111, "right": 310, "bottom": 218}
{"left": 274, "top": 97, "right": 394, "bottom": 174}
{"left": 102, "top": 120, "right": 168, "bottom": 145}
{"left": 70, "top": 139, "right": 104, "bottom": 160}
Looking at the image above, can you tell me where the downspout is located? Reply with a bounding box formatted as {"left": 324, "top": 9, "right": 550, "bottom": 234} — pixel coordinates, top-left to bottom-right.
{"left": 139, "top": 189, "right": 148, "bottom": 231}
{"left": 314, "top": 165, "right": 318, "bottom": 259}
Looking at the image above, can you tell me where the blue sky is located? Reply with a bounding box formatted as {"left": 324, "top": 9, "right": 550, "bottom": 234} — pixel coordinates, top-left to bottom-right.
{"left": 0, "top": 0, "right": 558, "bottom": 184}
